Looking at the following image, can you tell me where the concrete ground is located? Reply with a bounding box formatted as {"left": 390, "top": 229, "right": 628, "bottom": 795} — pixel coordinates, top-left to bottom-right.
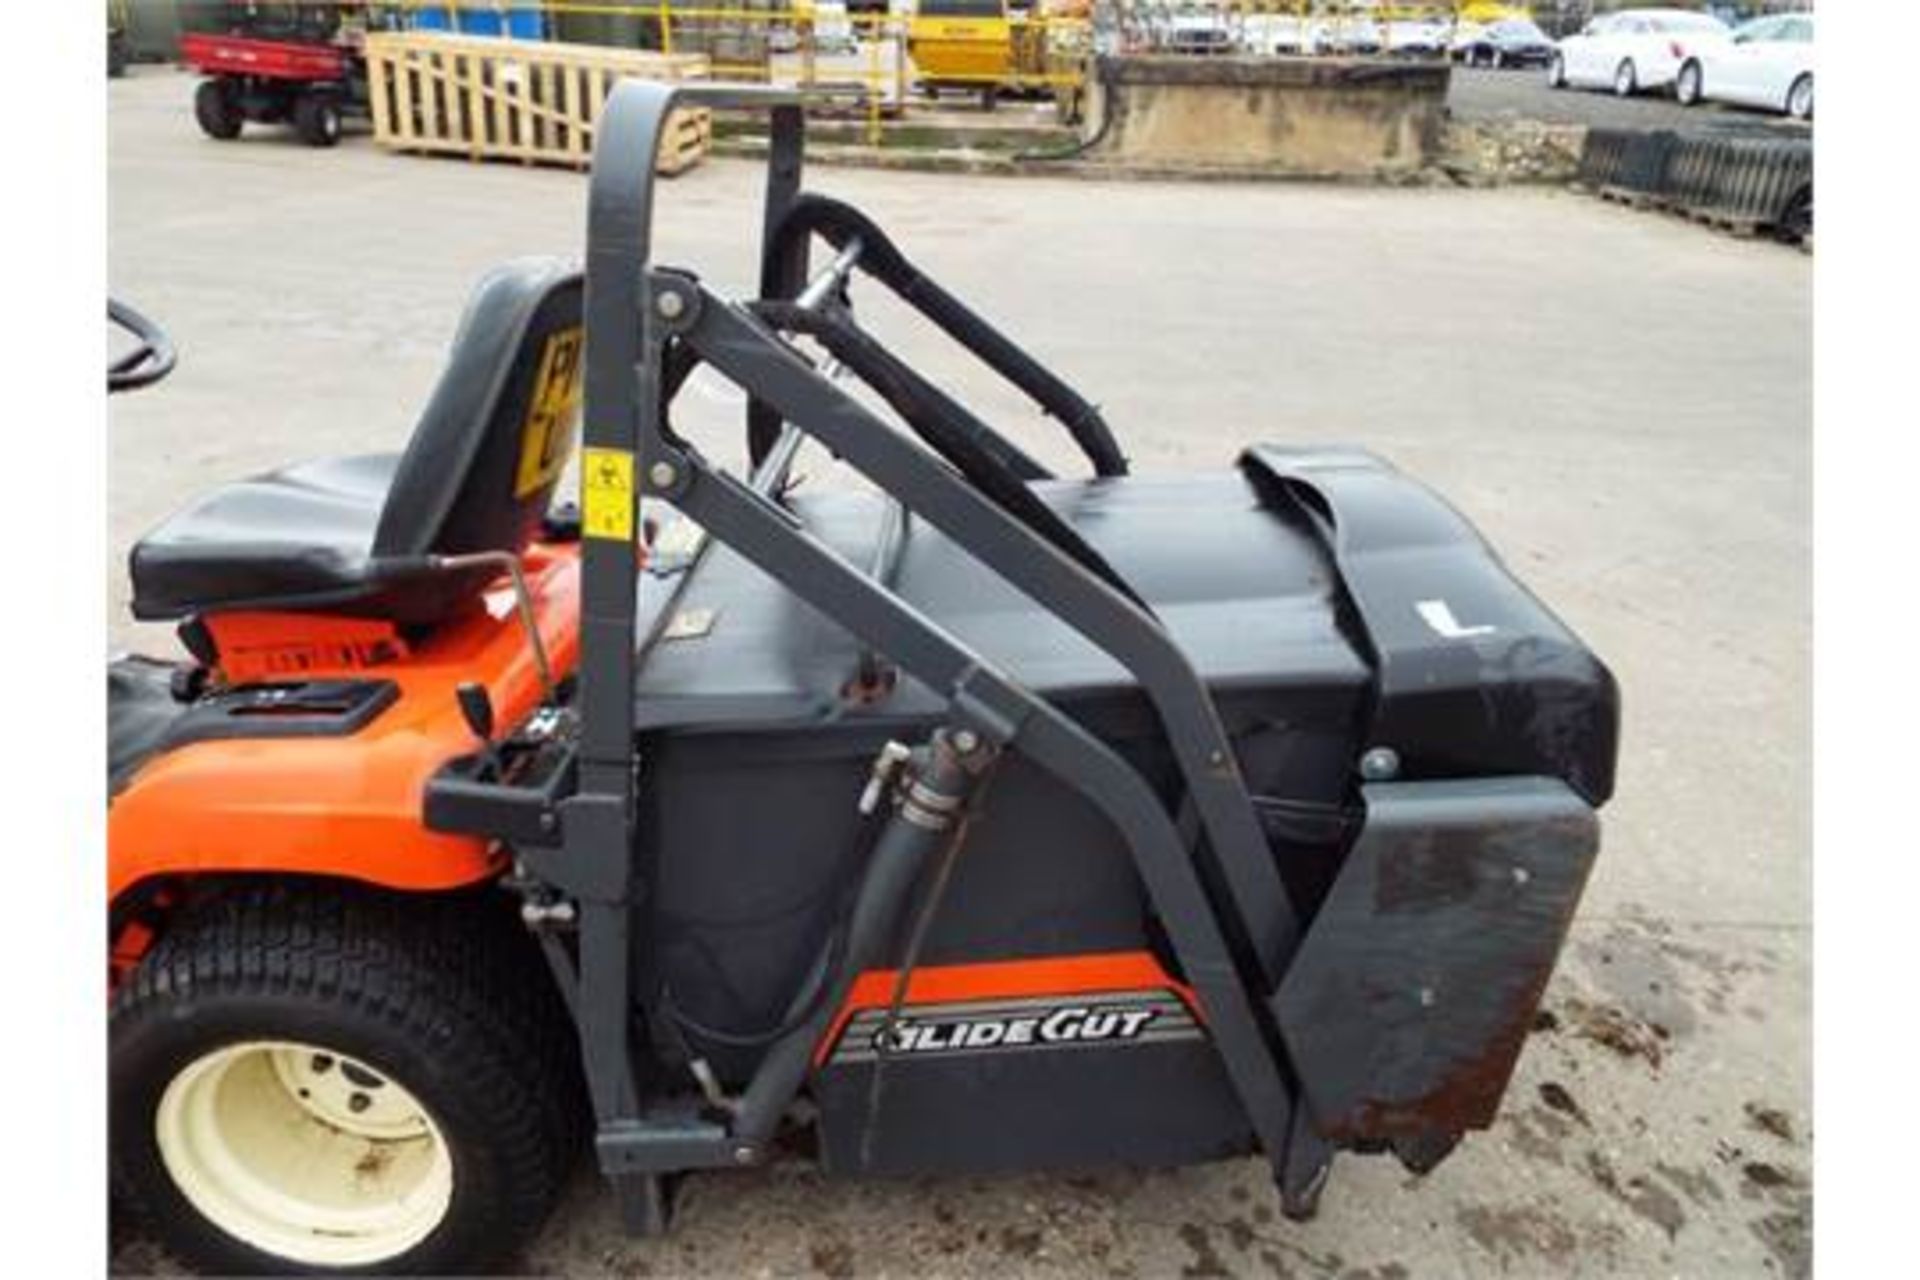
{"left": 109, "top": 68, "right": 1809, "bottom": 1278}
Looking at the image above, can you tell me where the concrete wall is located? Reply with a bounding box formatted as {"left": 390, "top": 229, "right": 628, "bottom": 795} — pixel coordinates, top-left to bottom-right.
{"left": 1086, "top": 55, "right": 1450, "bottom": 177}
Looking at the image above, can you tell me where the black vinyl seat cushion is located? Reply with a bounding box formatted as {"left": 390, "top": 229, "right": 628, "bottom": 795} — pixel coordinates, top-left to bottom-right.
{"left": 129, "top": 455, "right": 400, "bottom": 621}
{"left": 126, "top": 258, "right": 585, "bottom": 627}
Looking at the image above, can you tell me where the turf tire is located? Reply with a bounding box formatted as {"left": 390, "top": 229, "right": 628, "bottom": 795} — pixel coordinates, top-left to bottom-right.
{"left": 293, "top": 95, "right": 343, "bottom": 147}
{"left": 194, "top": 80, "right": 243, "bottom": 140}
{"left": 110, "top": 881, "right": 584, "bottom": 1275}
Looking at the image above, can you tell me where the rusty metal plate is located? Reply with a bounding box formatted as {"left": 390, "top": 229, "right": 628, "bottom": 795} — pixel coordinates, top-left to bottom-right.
{"left": 1271, "top": 777, "right": 1599, "bottom": 1147}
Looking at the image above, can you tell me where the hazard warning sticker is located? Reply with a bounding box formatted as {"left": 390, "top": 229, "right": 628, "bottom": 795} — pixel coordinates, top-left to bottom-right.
{"left": 581, "top": 447, "right": 635, "bottom": 542}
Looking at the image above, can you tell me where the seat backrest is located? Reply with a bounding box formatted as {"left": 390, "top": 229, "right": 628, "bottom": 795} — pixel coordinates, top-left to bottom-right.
{"left": 372, "top": 258, "right": 585, "bottom": 566}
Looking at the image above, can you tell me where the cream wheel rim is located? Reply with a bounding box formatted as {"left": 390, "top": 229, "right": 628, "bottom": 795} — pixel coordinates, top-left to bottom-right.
{"left": 154, "top": 1040, "right": 454, "bottom": 1267}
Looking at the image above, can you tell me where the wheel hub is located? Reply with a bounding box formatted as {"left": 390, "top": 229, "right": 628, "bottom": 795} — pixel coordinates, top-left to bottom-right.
{"left": 154, "top": 1039, "right": 453, "bottom": 1267}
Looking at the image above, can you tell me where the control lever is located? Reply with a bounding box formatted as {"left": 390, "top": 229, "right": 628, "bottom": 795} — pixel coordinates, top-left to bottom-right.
{"left": 423, "top": 551, "right": 559, "bottom": 706}
{"left": 455, "top": 681, "right": 504, "bottom": 777}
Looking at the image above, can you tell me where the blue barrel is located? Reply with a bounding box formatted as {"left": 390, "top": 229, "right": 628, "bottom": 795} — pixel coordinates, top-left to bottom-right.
{"left": 506, "top": 3, "right": 546, "bottom": 40}
{"left": 410, "top": 5, "right": 546, "bottom": 39}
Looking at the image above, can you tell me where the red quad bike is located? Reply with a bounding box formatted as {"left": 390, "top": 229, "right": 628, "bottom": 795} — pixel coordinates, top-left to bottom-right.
{"left": 108, "top": 84, "right": 1620, "bottom": 1275}
{"left": 180, "top": 3, "right": 390, "bottom": 147}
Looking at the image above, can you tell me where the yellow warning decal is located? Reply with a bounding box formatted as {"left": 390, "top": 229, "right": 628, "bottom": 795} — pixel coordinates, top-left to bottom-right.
{"left": 514, "top": 326, "right": 585, "bottom": 499}
{"left": 581, "top": 447, "right": 635, "bottom": 542}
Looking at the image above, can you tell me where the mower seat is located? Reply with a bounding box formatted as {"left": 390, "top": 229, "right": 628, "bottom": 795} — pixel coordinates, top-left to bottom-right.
{"left": 129, "top": 258, "right": 584, "bottom": 627}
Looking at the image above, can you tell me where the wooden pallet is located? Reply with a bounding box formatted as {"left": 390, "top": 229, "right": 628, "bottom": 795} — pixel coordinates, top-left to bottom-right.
{"left": 364, "top": 32, "right": 711, "bottom": 175}
{"left": 1677, "top": 205, "right": 1768, "bottom": 238}
{"left": 1596, "top": 185, "right": 1664, "bottom": 211}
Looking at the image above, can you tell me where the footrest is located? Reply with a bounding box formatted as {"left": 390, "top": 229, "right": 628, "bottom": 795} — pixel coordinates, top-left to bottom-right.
{"left": 423, "top": 734, "right": 576, "bottom": 849}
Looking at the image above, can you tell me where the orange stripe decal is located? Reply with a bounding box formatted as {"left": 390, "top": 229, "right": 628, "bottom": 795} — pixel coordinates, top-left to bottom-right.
{"left": 813, "top": 950, "right": 1201, "bottom": 1068}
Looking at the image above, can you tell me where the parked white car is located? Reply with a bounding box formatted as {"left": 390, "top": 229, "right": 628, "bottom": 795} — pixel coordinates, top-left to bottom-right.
{"left": 1549, "top": 7, "right": 1731, "bottom": 97}
{"left": 1676, "top": 12, "right": 1813, "bottom": 119}
{"left": 1384, "top": 19, "right": 1450, "bottom": 57}
{"left": 1242, "top": 13, "right": 1309, "bottom": 55}
{"left": 1308, "top": 16, "right": 1384, "bottom": 56}
{"left": 1156, "top": 3, "right": 1237, "bottom": 56}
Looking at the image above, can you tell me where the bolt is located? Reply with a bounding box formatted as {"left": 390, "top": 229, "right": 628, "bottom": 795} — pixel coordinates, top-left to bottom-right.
{"left": 1512, "top": 865, "right": 1532, "bottom": 887}
{"left": 348, "top": 1092, "right": 372, "bottom": 1114}
{"left": 648, "top": 461, "right": 678, "bottom": 489}
{"left": 1418, "top": 987, "right": 1436, "bottom": 1009}
{"left": 732, "top": 1144, "right": 756, "bottom": 1166}
{"left": 950, "top": 729, "right": 979, "bottom": 753}
{"left": 1359, "top": 746, "right": 1401, "bottom": 781}
{"left": 655, "top": 290, "right": 685, "bottom": 320}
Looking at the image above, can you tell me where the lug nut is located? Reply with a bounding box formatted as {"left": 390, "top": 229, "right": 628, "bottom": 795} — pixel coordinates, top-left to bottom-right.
{"left": 655, "top": 291, "right": 685, "bottom": 320}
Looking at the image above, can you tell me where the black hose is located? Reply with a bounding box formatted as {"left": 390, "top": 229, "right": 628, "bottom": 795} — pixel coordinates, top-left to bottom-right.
{"left": 767, "top": 195, "right": 1130, "bottom": 479}
{"left": 1014, "top": 54, "right": 1119, "bottom": 164}
{"left": 751, "top": 301, "right": 1148, "bottom": 611}
{"left": 857, "top": 796, "right": 981, "bottom": 1170}
{"left": 659, "top": 807, "right": 883, "bottom": 1050}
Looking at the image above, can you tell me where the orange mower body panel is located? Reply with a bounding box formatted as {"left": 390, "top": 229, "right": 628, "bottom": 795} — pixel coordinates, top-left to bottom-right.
{"left": 108, "top": 544, "right": 581, "bottom": 904}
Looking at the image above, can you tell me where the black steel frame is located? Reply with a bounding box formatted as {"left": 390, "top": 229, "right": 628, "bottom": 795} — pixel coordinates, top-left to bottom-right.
{"left": 549, "top": 80, "right": 1335, "bottom": 1224}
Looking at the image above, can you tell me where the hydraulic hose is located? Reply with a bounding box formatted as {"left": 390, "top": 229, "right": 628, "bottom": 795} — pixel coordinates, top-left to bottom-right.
{"left": 731, "top": 729, "right": 997, "bottom": 1144}
{"left": 767, "top": 195, "right": 1130, "bottom": 479}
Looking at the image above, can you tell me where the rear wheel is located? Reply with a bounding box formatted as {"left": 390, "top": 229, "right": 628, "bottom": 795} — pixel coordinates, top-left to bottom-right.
{"left": 1613, "top": 59, "right": 1638, "bottom": 97}
{"left": 193, "top": 80, "right": 243, "bottom": 141}
{"left": 1786, "top": 73, "right": 1812, "bottom": 121}
{"left": 111, "top": 883, "right": 583, "bottom": 1275}
{"left": 1676, "top": 60, "right": 1703, "bottom": 106}
{"left": 293, "top": 94, "right": 343, "bottom": 147}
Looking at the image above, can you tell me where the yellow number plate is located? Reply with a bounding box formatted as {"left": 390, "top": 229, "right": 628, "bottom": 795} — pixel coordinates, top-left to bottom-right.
{"left": 514, "top": 326, "right": 585, "bottom": 499}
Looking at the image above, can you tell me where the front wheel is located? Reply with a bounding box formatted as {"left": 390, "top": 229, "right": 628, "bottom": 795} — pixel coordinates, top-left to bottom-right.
{"left": 1786, "top": 73, "right": 1812, "bottom": 121}
{"left": 293, "top": 94, "right": 343, "bottom": 147}
{"left": 111, "top": 883, "right": 583, "bottom": 1275}
{"left": 1676, "top": 60, "right": 1703, "bottom": 106}
{"left": 1613, "top": 59, "right": 1638, "bottom": 97}
{"left": 193, "top": 79, "right": 243, "bottom": 141}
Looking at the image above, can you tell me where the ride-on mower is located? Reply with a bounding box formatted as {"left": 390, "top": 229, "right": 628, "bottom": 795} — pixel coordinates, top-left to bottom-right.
{"left": 108, "top": 83, "right": 1618, "bottom": 1274}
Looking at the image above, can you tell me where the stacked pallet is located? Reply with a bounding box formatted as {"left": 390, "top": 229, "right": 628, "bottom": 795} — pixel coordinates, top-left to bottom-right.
{"left": 1576, "top": 126, "right": 1812, "bottom": 243}
{"left": 364, "top": 32, "right": 712, "bottom": 175}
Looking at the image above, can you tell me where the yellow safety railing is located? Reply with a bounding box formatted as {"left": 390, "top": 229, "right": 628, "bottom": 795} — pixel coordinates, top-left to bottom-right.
{"left": 221, "top": 2, "right": 1098, "bottom": 145}
{"left": 184, "top": 3, "right": 1536, "bottom": 148}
